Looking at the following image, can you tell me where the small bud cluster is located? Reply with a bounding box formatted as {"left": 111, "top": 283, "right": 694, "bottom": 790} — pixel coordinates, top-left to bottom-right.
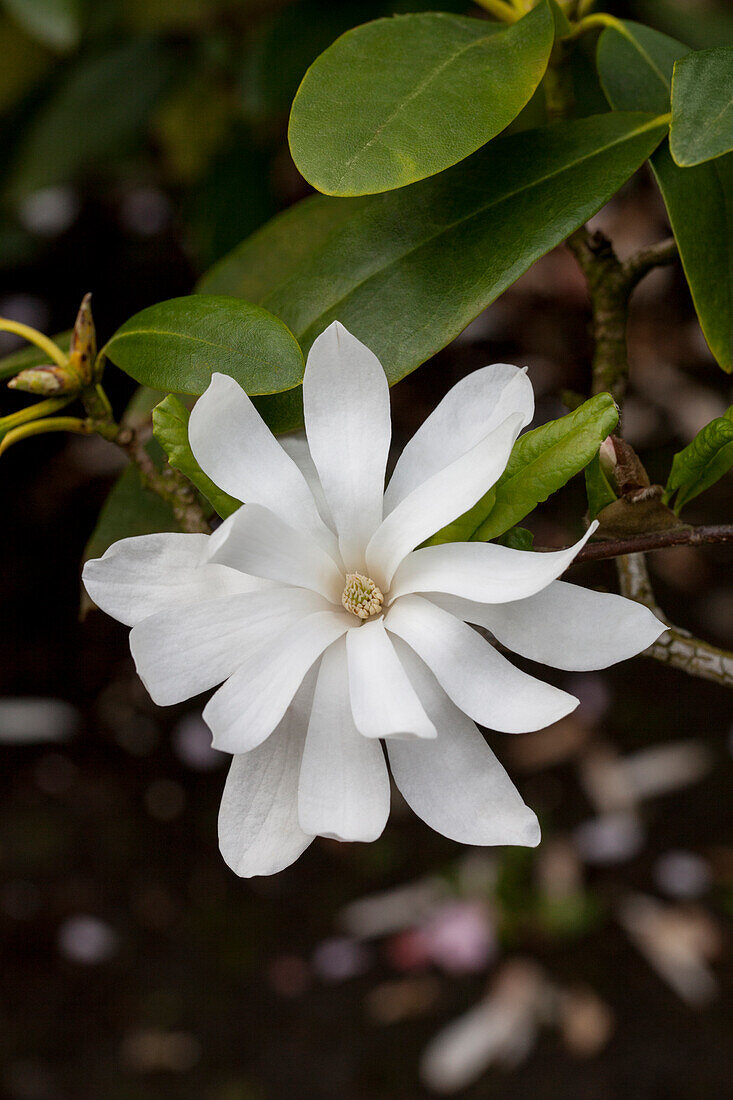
{"left": 341, "top": 572, "right": 384, "bottom": 619}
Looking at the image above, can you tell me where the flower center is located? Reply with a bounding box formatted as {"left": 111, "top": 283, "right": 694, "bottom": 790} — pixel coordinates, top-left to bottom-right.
{"left": 341, "top": 572, "right": 384, "bottom": 620}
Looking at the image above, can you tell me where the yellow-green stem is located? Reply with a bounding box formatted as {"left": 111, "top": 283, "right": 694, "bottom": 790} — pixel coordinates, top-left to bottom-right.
{"left": 0, "top": 319, "right": 69, "bottom": 368}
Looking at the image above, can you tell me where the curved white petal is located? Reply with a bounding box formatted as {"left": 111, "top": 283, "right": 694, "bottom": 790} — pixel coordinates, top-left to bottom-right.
{"left": 388, "top": 641, "right": 540, "bottom": 846}
{"left": 206, "top": 503, "right": 344, "bottom": 603}
{"left": 204, "top": 609, "right": 351, "bottom": 754}
{"left": 298, "top": 640, "right": 390, "bottom": 841}
{"left": 433, "top": 581, "right": 667, "bottom": 671}
{"left": 389, "top": 523, "right": 598, "bottom": 604}
{"left": 129, "top": 587, "right": 328, "bottom": 706}
{"left": 82, "top": 532, "right": 269, "bottom": 627}
{"left": 302, "top": 322, "right": 391, "bottom": 569}
{"left": 346, "top": 618, "right": 436, "bottom": 740}
{"left": 366, "top": 413, "right": 523, "bottom": 590}
{"left": 218, "top": 671, "right": 316, "bottom": 877}
{"left": 189, "top": 373, "right": 337, "bottom": 556}
{"left": 279, "top": 431, "right": 335, "bottom": 530}
{"left": 385, "top": 596, "right": 578, "bottom": 734}
{"left": 385, "top": 364, "right": 534, "bottom": 513}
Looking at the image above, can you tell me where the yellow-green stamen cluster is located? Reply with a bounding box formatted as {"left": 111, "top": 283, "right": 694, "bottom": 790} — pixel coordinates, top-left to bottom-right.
{"left": 341, "top": 572, "right": 384, "bottom": 620}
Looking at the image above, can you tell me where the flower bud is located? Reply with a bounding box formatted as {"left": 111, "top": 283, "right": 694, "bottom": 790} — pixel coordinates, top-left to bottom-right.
{"left": 598, "top": 435, "right": 618, "bottom": 479}
{"left": 8, "top": 364, "right": 80, "bottom": 395}
{"left": 68, "top": 292, "right": 96, "bottom": 385}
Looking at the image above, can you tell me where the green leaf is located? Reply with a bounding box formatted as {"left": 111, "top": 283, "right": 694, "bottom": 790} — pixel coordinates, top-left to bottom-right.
{"left": 494, "top": 525, "right": 534, "bottom": 551}
{"left": 200, "top": 112, "right": 667, "bottom": 431}
{"left": 598, "top": 22, "right": 733, "bottom": 373}
{"left": 585, "top": 451, "right": 617, "bottom": 520}
{"left": 670, "top": 47, "right": 733, "bottom": 166}
{"left": 473, "top": 394, "right": 619, "bottom": 542}
{"left": 152, "top": 394, "right": 241, "bottom": 519}
{"left": 0, "top": 331, "right": 71, "bottom": 380}
{"left": 548, "top": 0, "right": 571, "bottom": 38}
{"left": 6, "top": 40, "right": 175, "bottom": 198}
{"left": 1, "top": 0, "right": 80, "bottom": 51}
{"left": 83, "top": 453, "right": 180, "bottom": 565}
{"left": 101, "top": 295, "right": 304, "bottom": 398}
{"left": 288, "top": 3, "right": 554, "bottom": 196}
{"left": 664, "top": 408, "right": 733, "bottom": 513}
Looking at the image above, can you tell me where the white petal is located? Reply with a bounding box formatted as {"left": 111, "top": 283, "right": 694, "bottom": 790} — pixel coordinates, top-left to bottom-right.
{"left": 218, "top": 672, "right": 316, "bottom": 877}
{"left": 346, "top": 618, "right": 436, "bottom": 740}
{"left": 389, "top": 523, "right": 598, "bottom": 604}
{"left": 433, "top": 580, "right": 667, "bottom": 671}
{"left": 279, "top": 430, "right": 335, "bottom": 530}
{"left": 388, "top": 641, "right": 540, "bottom": 846}
{"left": 385, "top": 364, "right": 534, "bottom": 513}
{"left": 129, "top": 587, "right": 328, "bottom": 706}
{"left": 302, "top": 322, "right": 391, "bottom": 569}
{"left": 82, "top": 532, "right": 266, "bottom": 627}
{"left": 206, "top": 504, "right": 344, "bottom": 603}
{"left": 188, "top": 373, "right": 337, "bottom": 555}
{"left": 298, "top": 640, "right": 390, "bottom": 841}
{"left": 366, "top": 413, "right": 523, "bottom": 590}
{"left": 385, "top": 596, "right": 578, "bottom": 734}
{"left": 203, "top": 609, "right": 351, "bottom": 754}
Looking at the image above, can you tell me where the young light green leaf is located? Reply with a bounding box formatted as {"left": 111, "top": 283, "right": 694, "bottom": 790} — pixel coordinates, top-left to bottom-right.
{"left": 670, "top": 47, "right": 733, "bottom": 166}
{"left": 200, "top": 112, "right": 667, "bottom": 432}
{"left": 585, "top": 451, "right": 618, "bottom": 520}
{"left": 101, "top": 295, "right": 304, "bottom": 398}
{"left": 473, "top": 394, "right": 619, "bottom": 542}
{"left": 152, "top": 394, "right": 241, "bottom": 519}
{"left": 288, "top": 3, "right": 554, "bottom": 196}
{"left": 598, "top": 22, "right": 733, "bottom": 373}
{"left": 664, "top": 409, "right": 733, "bottom": 513}
{"left": 2, "top": 0, "right": 81, "bottom": 51}
{"left": 0, "top": 330, "right": 70, "bottom": 379}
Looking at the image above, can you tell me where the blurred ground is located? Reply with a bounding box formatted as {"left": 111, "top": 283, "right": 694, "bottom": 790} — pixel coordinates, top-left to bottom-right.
{"left": 1, "top": 1, "right": 732, "bottom": 1097}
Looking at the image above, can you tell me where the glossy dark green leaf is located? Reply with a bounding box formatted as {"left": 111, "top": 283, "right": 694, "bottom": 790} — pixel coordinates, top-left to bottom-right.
{"left": 102, "top": 295, "right": 304, "bottom": 397}
{"left": 289, "top": 3, "right": 554, "bottom": 196}
{"left": 473, "top": 394, "right": 619, "bottom": 542}
{"left": 2, "top": 0, "right": 80, "bottom": 51}
{"left": 200, "top": 112, "right": 667, "bottom": 432}
{"left": 494, "top": 525, "right": 534, "bottom": 551}
{"left": 153, "top": 394, "right": 241, "bottom": 519}
{"left": 0, "top": 331, "right": 70, "bottom": 380}
{"left": 634, "top": 0, "right": 733, "bottom": 51}
{"left": 585, "top": 451, "right": 617, "bottom": 520}
{"left": 670, "top": 47, "right": 733, "bottom": 166}
{"left": 598, "top": 22, "right": 733, "bottom": 373}
{"left": 6, "top": 40, "right": 175, "bottom": 198}
{"left": 664, "top": 408, "right": 733, "bottom": 513}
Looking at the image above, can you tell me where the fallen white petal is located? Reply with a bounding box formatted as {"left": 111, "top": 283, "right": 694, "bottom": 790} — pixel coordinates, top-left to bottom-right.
{"left": 303, "top": 322, "right": 391, "bottom": 569}
{"left": 367, "top": 414, "right": 523, "bottom": 590}
{"left": 207, "top": 503, "right": 344, "bottom": 603}
{"left": 129, "top": 587, "right": 328, "bottom": 706}
{"left": 83, "top": 532, "right": 266, "bottom": 627}
{"left": 386, "top": 596, "right": 578, "bottom": 733}
{"left": 203, "top": 609, "right": 351, "bottom": 753}
{"left": 387, "top": 641, "right": 540, "bottom": 846}
{"left": 432, "top": 580, "right": 666, "bottom": 670}
{"left": 385, "top": 364, "right": 533, "bottom": 513}
{"left": 298, "top": 640, "right": 390, "bottom": 841}
{"left": 189, "top": 372, "right": 336, "bottom": 555}
{"left": 218, "top": 673, "right": 316, "bottom": 877}
{"left": 346, "top": 618, "right": 436, "bottom": 740}
{"left": 389, "top": 524, "right": 598, "bottom": 604}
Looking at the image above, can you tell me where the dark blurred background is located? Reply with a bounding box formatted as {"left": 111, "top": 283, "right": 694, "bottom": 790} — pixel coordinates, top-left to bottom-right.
{"left": 1, "top": 0, "right": 732, "bottom": 1096}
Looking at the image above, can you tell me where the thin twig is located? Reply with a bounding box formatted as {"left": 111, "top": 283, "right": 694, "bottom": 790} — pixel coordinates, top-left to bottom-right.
{"left": 616, "top": 553, "right": 733, "bottom": 688}
{"left": 568, "top": 524, "right": 733, "bottom": 563}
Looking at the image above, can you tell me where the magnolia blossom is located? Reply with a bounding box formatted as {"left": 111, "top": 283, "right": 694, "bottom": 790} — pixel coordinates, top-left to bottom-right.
{"left": 83, "top": 323, "right": 665, "bottom": 876}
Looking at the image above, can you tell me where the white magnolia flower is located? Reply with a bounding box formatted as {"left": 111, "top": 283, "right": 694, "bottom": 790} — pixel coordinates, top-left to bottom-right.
{"left": 83, "top": 323, "right": 665, "bottom": 877}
